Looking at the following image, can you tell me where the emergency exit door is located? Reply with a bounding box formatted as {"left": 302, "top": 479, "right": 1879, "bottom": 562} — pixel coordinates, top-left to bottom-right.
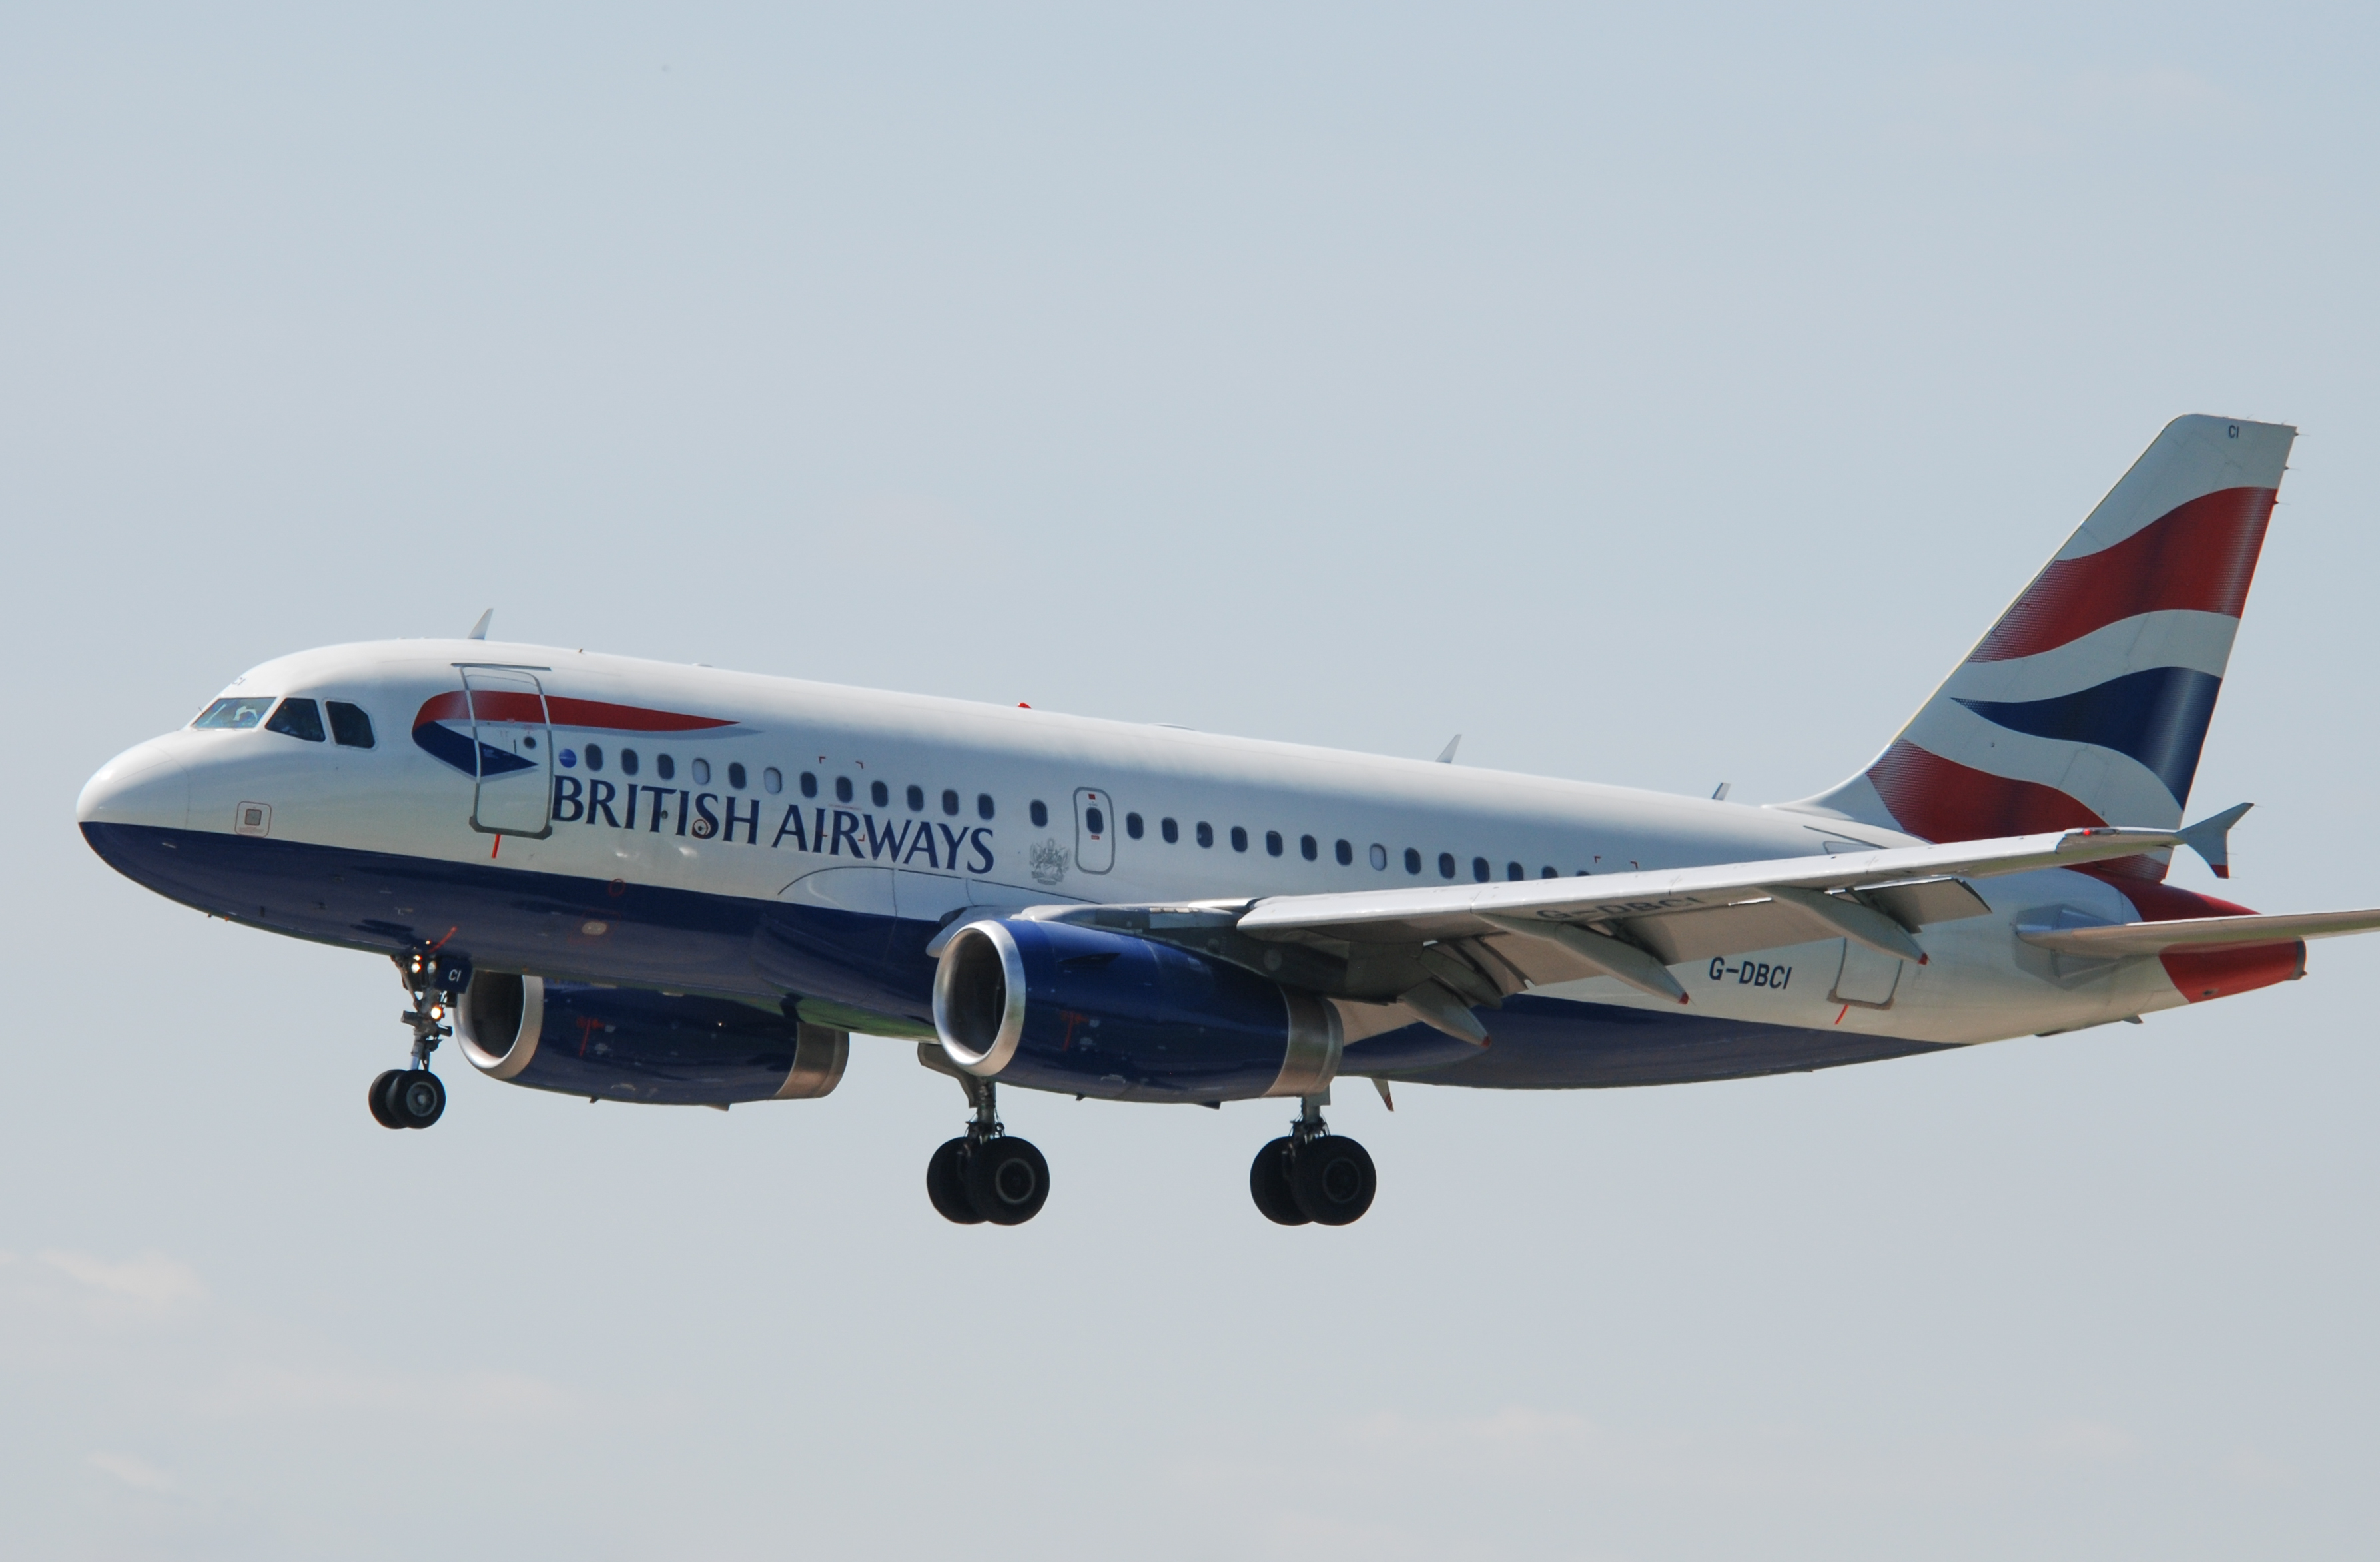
{"left": 1074, "top": 788, "right": 1114, "bottom": 873}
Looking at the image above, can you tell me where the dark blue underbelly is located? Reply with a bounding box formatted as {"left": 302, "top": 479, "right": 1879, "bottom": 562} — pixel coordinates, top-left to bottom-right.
{"left": 80, "top": 823, "right": 1954, "bottom": 1090}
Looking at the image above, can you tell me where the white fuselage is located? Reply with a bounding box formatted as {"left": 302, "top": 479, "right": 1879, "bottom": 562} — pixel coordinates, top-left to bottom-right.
{"left": 79, "top": 639, "right": 2195, "bottom": 1073}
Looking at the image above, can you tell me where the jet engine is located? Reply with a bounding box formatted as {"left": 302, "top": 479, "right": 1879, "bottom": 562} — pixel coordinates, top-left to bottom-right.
{"left": 457, "top": 973, "right": 848, "bottom": 1106}
{"left": 932, "top": 918, "right": 1340, "bottom": 1102}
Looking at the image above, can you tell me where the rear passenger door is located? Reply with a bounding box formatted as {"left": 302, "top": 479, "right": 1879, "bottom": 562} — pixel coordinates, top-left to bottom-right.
{"left": 461, "top": 667, "right": 554, "bottom": 838}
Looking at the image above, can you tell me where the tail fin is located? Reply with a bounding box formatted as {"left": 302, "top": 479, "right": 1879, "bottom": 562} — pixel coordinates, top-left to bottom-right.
{"left": 1791, "top": 415, "right": 2295, "bottom": 851}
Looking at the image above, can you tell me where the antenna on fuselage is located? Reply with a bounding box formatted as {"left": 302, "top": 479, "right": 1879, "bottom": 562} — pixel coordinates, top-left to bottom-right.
{"left": 466, "top": 609, "right": 492, "bottom": 641}
{"left": 1435, "top": 734, "right": 1461, "bottom": 764}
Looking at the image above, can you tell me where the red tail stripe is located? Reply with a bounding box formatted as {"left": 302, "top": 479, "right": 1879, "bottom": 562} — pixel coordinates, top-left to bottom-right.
{"left": 413, "top": 690, "right": 735, "bottom": 731}
{"left": 1968, "top": 486, "right": 2277, "bottom": 663}
{"left": 1866, "top": 739, "right": 2105, "bottom": 843}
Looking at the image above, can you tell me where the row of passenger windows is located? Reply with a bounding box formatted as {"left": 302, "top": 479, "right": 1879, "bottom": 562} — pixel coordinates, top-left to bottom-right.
{"left": 193, "top": 696, "right": 376, "bottom": 749}
{"left": 562, "top": 747, "right": 1003, "bottom": 819}
{"left": 193, "top": 697, "right": 1577, "bottom": 876}
{"left": 1115, "top": 809, "right": 1578, "bottom": 879}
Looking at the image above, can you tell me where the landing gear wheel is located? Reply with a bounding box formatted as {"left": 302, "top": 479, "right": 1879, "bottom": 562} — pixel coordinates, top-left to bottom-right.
{"left": 965, "top": 1136, "right": 1050, "bottom": 1226}
{"left": 1250, "top": 1136, "right": 1309, "bottom": 1226}
{"left": 368, "top": 1070, "right": 405, "bottom": 1130}
{"left": 927, "top": 1138, "right": 985, "bottom": 1224}
{"left": 386, "top": 1069, "right": 446, "bottom": 1129}
{"left": 1290, "top": 1134, "right": 1376, "bottom": 1226}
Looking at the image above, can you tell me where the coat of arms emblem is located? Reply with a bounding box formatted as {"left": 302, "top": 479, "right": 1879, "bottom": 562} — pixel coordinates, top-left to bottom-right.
{"left": 1028, "top": 838, "right": 1070, "bottom": 885}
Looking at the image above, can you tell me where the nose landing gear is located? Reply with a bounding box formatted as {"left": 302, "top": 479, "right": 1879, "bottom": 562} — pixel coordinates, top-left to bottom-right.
{"left": 1251, "top": 1089, "right": 1376, "bottom": 1226}
{"left": 370, "top": 946, "right": 465, "bottom": 1130}
{"left": 922, "top": 1067, "right": 1050, "bottom": 1226}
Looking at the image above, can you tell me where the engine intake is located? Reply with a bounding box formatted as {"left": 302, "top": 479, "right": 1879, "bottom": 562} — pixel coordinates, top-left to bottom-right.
{"left": 458, "top": 973, "right": 848, "bottom": 1106}
{"left": 932, "top": 918, "right": 1339, "bottom": 1102}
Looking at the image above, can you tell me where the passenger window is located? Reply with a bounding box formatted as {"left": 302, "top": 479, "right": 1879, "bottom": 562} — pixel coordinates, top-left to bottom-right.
{"left": 1230, "top": 826, "right": 1248, "bottom": 853}
{"left": 1370, "top": 843, "right": 1388, "bottom": 870}
{"left": 834, "top": 776, "right": 853, "bottom": 803}
{"left": 1405, "top": 848, "right": 1423, "bottom": 875}
{"left": 908, "top": 785, "right": 925, "bottom": 811}
{"left": 265, "top": 698, "right": 326, "bottom": 742}
{"left": 978, "top": 794, "right": 994, "bottom": 820}
{"left": 1335, "top": 839, "right": 1352, "bottom": 865}
{"left": 1266, "top": 831, "right": 1284, "bottom": 857}
{"left": 727, "top": 762, "right": 745, "bottom": 790}
{"left": 941, "top": 789, "right": 959, "bottom": 815}
{"left": 1086, "top": 806, "right": 1106, "bottom": 835}
{"left": 1439, "top": 853, "right": 1457, "bottom": 879}
{"left": 871, "top": 779, "right": 889, "bottom": 807}
{"left": 656, "top": 753, "right": 675, "bottom": 781}
{"left": 326, "top": 701, "right": 376, "bottom": 748}
{"left": 799, "top": 771, "right": 817, "bottom": 797}
{"left": 1030, "top": 800, "right": 1049, "bottom": 827}
{"left": 586, "top": 743, "right": 605, "bottom": 771}
{"left": 1506, "top": 862, "right": 1523, "bottom": 881}
{"left": 763, "top": 767, "right": 781, "bottom": 794}
{"left": 1162, "top": 817, "right": 1179, "bottom": 843}
{"left": 691, "top": 758, "right": 711, "bottom": 785}
{"left": 621, "top": 749, "right": 641, "bottom": 777}
{"left": 1300, "top": 835, "right": 1318, "bottom": 861}
{"left": 1196, "top": 822, "right": 1214, "bottom": 848}
{"left": 1472, "top": 857, "right": 1490, "bottom": 883}
{"left": 1126, "top": 813, "right": 1144, "bottom": 839}
{"left": 1541, "top": 866, "right": 1557, "bottom": 878}
{"left": 193, "top": 695, "right": 276, "bottom": 729}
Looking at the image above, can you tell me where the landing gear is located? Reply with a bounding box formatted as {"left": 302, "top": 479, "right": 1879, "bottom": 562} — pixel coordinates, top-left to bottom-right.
{"left": 371, "top": 945, "right": 466, "bottom": 1131}
{"left": 923, "top": 1075, "right": 1050, "bottom": 1226}
{"left": 1250, "top": 1090, "right": 1376, "bottom": 1226}
{"left": 372, "top": 1069, "right": 446, "bottom": 1128}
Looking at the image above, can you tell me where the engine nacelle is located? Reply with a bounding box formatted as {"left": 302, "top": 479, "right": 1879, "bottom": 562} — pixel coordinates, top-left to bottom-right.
{"left": 457, "top": 973, "right": 849, "bottom": 1106}
{"left": 932, "top": 918, "right": 1340, "bottom": 1102}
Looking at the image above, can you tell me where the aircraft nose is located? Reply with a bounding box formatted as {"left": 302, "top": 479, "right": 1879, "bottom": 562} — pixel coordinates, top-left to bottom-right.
{"left": 78, "top": 739, "right": 191, "bottom": 831}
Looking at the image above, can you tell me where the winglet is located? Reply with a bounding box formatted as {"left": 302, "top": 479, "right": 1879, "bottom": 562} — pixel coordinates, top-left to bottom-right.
{"left": 2178, "top": 803, "right": 2253, "bottom": 880}
{"left": 466, "top": 609, "right": 494, "bottom": 641}
{"left": 1435, "top": 734, "right": 1461, "bottom": 764}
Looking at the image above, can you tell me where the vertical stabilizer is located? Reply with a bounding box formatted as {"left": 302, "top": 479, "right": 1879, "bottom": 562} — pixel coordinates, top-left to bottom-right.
{"left": 1788, "top": 416, "right": 2293, "bottom": 854}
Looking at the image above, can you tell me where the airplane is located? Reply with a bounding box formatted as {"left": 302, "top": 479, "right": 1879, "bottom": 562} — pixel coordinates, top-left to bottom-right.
{"left": 76, "top": 415, "right": 2380, "bottom": 1228}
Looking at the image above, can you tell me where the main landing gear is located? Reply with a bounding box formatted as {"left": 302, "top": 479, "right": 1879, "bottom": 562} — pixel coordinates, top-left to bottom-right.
{"left": 925, "top": 1076, "right": 1050, "bottom": 1226}
{"left": 1250, "top": 1089, "right": 1376, "bottom": 1227}
{"left": 368, "top": 945, "right": 464, "bottom": 1131}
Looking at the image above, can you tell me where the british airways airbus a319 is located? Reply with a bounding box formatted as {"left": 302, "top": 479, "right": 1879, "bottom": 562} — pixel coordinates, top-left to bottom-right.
{"left": 78, "top": 416, "right": 2380, "bottom": 1227}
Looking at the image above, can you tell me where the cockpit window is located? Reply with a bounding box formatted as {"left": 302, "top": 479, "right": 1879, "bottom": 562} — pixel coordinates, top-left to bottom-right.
{"left": 193, "top": 696, "right": 276, "bottom": 729}
{"left": 265, "top": 697, "right": 326, "bottom": 742}
{"left": 326, "top": 701, "right": 376, "bottom": 749}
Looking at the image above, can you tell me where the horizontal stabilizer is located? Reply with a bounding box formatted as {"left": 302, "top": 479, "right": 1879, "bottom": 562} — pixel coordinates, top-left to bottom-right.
{"left": 2178, "top": 801, "right": 2253, "bottom": 879}
{"left": 2018, "top": 906, "right": 2380, "bottom": 957}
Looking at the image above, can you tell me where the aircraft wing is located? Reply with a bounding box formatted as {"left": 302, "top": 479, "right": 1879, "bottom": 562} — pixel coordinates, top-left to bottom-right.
{"left": 1231, "top": 827, "right": 2178, "bottom": 945}
{"left": 1010, "top": 827, "right": 2189, "bottom": 1034}
{"left": 2017, "top": 907, "right": 2380, "bottom": 957}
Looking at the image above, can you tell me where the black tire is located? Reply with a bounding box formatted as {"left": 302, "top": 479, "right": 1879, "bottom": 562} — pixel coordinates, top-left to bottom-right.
{"left": 965, "top": 1136, "right": 1050, "bottom": 1226}
{"left": 1250, "top": 1136, "right": 1309, "bottom": 1225}
{"left": 367, "top": 1070, "right": 405, "bottom": 1130}
{"left": 927, "top": 1137, "right": 985, "bottom": 1224}
{"left": 1290, "top": 1134, "right": 1376, "bottom": 1226}
{"left": 390, "top": 1069, "right": 446, "bottom": 1129}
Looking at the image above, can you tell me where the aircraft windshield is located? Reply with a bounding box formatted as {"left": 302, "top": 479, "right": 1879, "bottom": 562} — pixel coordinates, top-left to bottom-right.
{"left": 192, "top": 696, "right": 276, "bottom": 729}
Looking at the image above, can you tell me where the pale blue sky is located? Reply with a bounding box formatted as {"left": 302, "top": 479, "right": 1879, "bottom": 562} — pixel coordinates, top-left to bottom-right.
{"left": 7, "top": 5, "right": 2379, "bottom": 1557}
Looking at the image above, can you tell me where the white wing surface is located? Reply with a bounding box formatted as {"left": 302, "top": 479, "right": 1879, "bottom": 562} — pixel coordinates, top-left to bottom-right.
{"left": 1008, "top": 828, "right": 2188, "bottom": 1029}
